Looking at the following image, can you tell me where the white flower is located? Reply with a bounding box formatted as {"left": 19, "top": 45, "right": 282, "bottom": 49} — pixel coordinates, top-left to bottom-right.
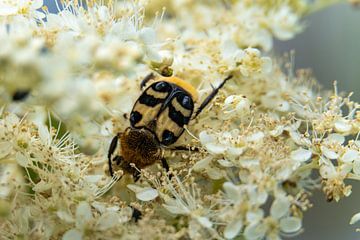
{"left": 243, "top": 194, "right": 302, "bottom": 239}
{"left": 199, "top": 131, "right": 226, "bottom": 155}
{"left": 222, "top": 95, "right": 251, "bottom": 119}
{"left": 230, "top": 3, "right": 273, "bottom": 51}
{"left": 161, "top": 177, "right": 213, "bottom": 230}
{"left": 62, "top": 200, "right": 128, "bottom": 239}
{"left": 63, "top": 201, "right": 93, "bottom": 240}
{"left": 268, "top": 6, "right": 302, "bottom": 40}
{"left": 221, "top": 40, "right": 272, "bottom": 76}
{"left": 238, "top": 48, "right": 272, "bottom": 78}
{"left": 261, "top": 90, "right": 290, "bottom": 112}
{"left": 221, "top": 39, "right": 246, "bottom": 70}
{"left": 199, "top": 130, "right": 245, "bottom": 158}
{"left": 0, "top": 0, "right": 45, "bottom": 19}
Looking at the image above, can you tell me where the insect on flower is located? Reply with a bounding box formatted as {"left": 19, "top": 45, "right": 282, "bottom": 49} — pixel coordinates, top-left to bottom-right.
{"left": 108, "top": 73, "right": 233, "bottom": 181}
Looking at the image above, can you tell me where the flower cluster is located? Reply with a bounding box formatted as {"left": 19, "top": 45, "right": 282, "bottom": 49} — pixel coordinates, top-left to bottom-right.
{"left": 1, "top": 0, "right": 359, "bottom": 239}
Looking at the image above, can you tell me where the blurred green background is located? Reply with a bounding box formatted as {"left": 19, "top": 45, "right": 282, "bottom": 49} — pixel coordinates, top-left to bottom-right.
{"left": 43, "top": 1, "right": 360, "bottom": 239}
{"left": 274, "top": 3, "right": 360, "bottom": 240}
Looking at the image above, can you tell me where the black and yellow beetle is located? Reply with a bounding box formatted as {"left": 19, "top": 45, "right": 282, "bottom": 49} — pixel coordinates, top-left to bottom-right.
{"left": 108, "top": 73, "right": 232, "bottom": 181}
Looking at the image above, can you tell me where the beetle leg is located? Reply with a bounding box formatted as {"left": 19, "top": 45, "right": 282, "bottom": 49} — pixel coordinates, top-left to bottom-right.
{"left": 170, "top": 145, "right": 200, "bottom": 151}
{"left": 193, "top": 75, "right": 233, "bottom": 119}
{"left": 133, "top": 170, "right": 141, "bottom": 182}
{"left": 108, "top": 133, "right": 123, "bottom": 177}
{"left": 140, "top": 72, "right": 155, "bottom": 90}
{"left": 161, "top": 158, "right": 173, "bottom": 179}
{"left": 12, "top": 89, "right": 30, "bottom": 101}
{"left": 112, "top": 155, "right": 123, "bottom": 165}
{"left": 107, "top": 135, "right": 119, "bottom": 177}
{"left": 130, "top": 206, "right": 142, "bottom": 222}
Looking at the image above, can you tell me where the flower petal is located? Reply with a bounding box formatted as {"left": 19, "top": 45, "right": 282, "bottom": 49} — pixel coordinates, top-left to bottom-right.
{"left": 62, "top": 229, "right": 82, "bottom": 240}
{"left": 199, "top": 131, "right": 215, "bottom": 145}
{"left": 76, "top": 201, "right": 92, "bottom": 228}
{"left": 319, "top": 163, "right": 337, "bottom": 179}
{"left": 136, "top": 187, "right": 158, "bottom": 201}
{"left": 193, "top": 156, "right": 212, "bottom": 171}
{"left": 223, "top": 182, "right": 241, "bottom": 202}
{"left": 290, "top": 148, "right": 312, "bottom": 162}
{"left": 0, "top": 142, "right": 13, "bottom": 159}
{"left": 246, "top": 132, "right": 264, "bottom": 142}
{"left": 205, "top": 143, "right": 227, "bottom": 155}
{"left": 128, "top": 184, "right": 158, "bottom": 201}
{"left": 217, "top": 159, "right": 234, "bottom": 167}
{"left": 244, "top": 223, "right": 267, "bottom": 240}
{"left": 350, "top": 212, "right": 360, "bottom": 225}
{"left": 96, "top": 212, "right": 119, "bottom": 230}
{"left": 270, "top": 195, "right": 290, "bottom": 219}
{"left": 224, "top": 218, "right": 243, "bottom": 239}
{"left": 15, "top": 152, "right": 29, "bottom": 167}
{"left": 326, "top": 134, "right": 345, "bottom": 144}
{"left": 340, "top": 149, "right": 359, "bottom": 163}
{"left": 334, "top": 119, "right": 352, "bottom": 133}
{"left": 280, "top": 217, "right": 302, "bottom": 233}
{"left": 353, "top": 161, "right": 360, "bottom": 175}
{"left": 57, "top": 211, "right": 74, "bottom": 223}
{"left": 196, "top": 216, "right": 212, "bottom": 228}
{"left": 321, "top": 146, "right": 338, "bottom": 160}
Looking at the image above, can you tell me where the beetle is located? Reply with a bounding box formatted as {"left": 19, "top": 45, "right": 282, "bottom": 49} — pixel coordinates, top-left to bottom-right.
{"left": 108, "top": 73, "right": 232, "bottom": 181}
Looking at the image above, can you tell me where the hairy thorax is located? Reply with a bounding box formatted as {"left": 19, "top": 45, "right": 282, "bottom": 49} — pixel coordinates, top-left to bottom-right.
{"left": 120, "top": 127, "right": 163, "bottom": 172}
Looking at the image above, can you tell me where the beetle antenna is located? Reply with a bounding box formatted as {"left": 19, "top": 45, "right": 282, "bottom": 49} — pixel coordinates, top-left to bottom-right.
{"left": 193, "top": 75, "right": 233, "bottom": 119}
